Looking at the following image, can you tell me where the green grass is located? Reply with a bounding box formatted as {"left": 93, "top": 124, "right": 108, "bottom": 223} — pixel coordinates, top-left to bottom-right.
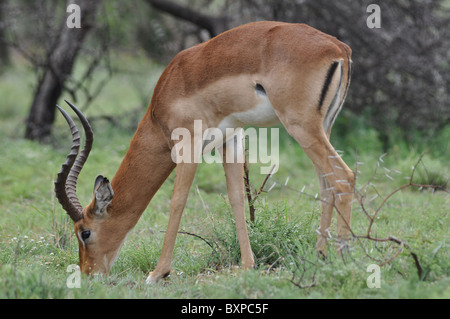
{"left": 0, "top": 53, "right": 449, "bottom": 299}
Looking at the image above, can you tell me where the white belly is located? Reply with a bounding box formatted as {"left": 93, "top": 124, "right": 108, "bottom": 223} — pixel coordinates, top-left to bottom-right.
{"left": 218, "top": 92, "right": 280, "bottom": 130}
{"left": 202, "top": 91, "right": 279, "bottom": 153}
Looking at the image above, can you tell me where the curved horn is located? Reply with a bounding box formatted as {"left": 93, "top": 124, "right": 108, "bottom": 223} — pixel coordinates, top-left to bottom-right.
{"left": 54, "top": 101, "right": 94, "bottom": 222}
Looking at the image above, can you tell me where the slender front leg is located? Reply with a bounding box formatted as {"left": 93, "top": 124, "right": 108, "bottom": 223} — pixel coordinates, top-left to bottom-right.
{"left": 146, "top": 161, "right": 198, "bottom": 284}
{"left": 220, "top": 141, "right": 255, "bottom": 270}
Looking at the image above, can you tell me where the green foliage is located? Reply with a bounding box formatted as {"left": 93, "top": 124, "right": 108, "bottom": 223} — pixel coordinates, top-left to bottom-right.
{"left": 208, "top": 202, "right": 316, "bottom": 268}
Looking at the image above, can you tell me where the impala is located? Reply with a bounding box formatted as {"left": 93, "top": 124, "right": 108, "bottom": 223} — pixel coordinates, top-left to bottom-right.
{"left": 55, "top": 21, "right": 354, "bottom": 284}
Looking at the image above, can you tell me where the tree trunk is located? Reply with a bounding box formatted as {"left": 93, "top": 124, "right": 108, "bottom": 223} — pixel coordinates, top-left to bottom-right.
{"left": 25, "top": 0, "right": 99, "bottom": 142}
{"left": 0, "top": 0, "right": 9, "bottom": 70}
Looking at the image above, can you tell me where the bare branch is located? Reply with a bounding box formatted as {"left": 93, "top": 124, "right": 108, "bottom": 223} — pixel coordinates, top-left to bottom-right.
{"left": 145, "top": 0, "right": 229, "bottom": 37}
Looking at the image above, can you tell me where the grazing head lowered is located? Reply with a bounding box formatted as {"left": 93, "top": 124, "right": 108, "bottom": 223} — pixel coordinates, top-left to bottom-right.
{"left": 55, "top": 102, "right": 119, "bottom": 274}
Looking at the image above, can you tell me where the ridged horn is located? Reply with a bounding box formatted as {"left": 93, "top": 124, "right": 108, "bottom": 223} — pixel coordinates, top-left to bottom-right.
{"left": 54, "top": 101, "right": 94, "bottom": 222}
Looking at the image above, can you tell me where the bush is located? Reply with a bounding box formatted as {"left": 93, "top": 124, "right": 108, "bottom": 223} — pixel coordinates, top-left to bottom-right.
{"left": 209, "top": 201, "right": 317, "bottom": 269}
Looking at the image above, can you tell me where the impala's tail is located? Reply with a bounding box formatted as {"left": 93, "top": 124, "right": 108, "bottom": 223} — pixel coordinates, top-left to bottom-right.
{"left": 321, "top": 48, "right": 352, "bottom": 135}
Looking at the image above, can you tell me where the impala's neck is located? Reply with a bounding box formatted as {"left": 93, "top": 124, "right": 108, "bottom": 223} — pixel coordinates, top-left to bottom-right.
{"left": 108, "top": 113, "right": 175, "bottom": 228}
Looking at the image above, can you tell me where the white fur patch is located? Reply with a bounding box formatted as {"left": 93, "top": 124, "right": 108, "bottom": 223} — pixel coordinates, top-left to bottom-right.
{"left": 220, "top": 91, "right": 280, "bottom": 129}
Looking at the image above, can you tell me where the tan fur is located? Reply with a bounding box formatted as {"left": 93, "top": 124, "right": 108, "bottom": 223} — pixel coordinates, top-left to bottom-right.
{"left": 71, "top": 21, "right": 354, "bottom": 282}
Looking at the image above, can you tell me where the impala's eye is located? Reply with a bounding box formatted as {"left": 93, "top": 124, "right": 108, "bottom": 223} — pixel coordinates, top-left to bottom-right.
{"left": 81, "top": 230, "right": 91, "bottom": 240}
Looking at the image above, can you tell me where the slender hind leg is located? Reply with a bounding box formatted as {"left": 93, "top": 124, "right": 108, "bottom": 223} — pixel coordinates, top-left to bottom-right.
{"left": 314, "top": 166, "right": 335, "bottom": 255}
{"left": 284, "top": 125, "right": 354, "bottom": 253}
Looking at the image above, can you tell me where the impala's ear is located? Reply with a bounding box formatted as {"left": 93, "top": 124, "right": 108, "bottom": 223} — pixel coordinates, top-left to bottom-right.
{"left": 93, "top": 175, "right": 114, "bottom": 216}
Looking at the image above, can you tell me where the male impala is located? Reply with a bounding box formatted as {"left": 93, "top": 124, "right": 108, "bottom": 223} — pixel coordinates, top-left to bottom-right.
{"left": 55, "top": 21, "right": 354, "bottom": 284}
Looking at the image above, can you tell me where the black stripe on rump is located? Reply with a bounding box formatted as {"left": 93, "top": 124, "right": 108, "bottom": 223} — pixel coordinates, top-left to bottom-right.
{"left": 318, "top": 61, "right": 339, "bottom": 111}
